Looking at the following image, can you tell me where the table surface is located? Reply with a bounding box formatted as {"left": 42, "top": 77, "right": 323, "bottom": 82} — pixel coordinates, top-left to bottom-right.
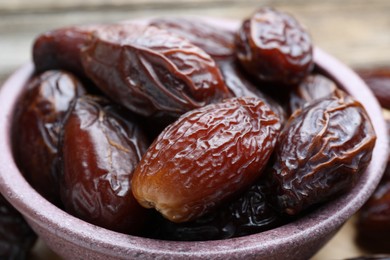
{"left": 1, "top": 0, "right": 390, "bottom": 259}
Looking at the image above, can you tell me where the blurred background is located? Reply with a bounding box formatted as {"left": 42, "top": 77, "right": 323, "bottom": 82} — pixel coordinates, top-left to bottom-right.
{"left": 1, "top": 0, "right": 390, "bottom": 83}
{"left": 1, "top": 0, "right": 390, "bottom": 259}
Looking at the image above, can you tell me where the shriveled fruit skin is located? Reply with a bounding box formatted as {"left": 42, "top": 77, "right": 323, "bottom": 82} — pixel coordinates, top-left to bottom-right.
{"left": 356, "top": 67, "right": 390, "bottom": 110}
{"left": 149, "top": 18, "right": 235, "bottom": 58}
{"left": 150, "top": 17, "right": 287, "bottom": 122}
{"left": 288, "top": 74, "right": 345, "bottom": 114}
{"left": 81, "top": 24, "right": 231, "bottom": 118}
{"left": 59, "top": 96, "right": 150, "bottom": 234}
{"left": 12, "top": 70, "right": 85, "bottom": 205}
{"left": 356, "top": 121, "right": 390, "bottom": 248}
{"left": 0, "top": 196, "right": 36, "bottom": 259}
{"left": 147, "top": 178, "right": 284, "bottom": 241}
{"left": 357, "top": 163, "right": 390, "bottom": 238}
{"left": 236, "top": 7, "right": 313, "bottom": 86}
{"left": 217, "top": 58, "right": 287, "bottom": 123}
{"left": 270, "top": 96, "right": 376, "bottom": 215}
{"left": 132, "top": 97, "right": 281, "bottom": 223}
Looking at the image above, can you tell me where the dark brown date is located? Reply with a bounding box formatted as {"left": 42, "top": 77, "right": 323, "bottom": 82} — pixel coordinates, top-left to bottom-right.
{"left": 147, "top": 178, "right": 284, "bottom": 241}
{"left": 357, "top": 164, "right": 390, "bottom": 251}
{"left": 217, "top": 58, "right": 287, "bottom": 123}
{"left": 132, "top": 97, "right": 281, "bottom": 223}
{"left": 149, "top": 16, "right": 286, "bottom": 120}
{"left": 356, "top": 67, "right": 390, "bottom": 110}
{"left": 356, "top": 120, "right": 390, "bottom": 252}
{"left": 12, "top": 71, "right": 85, "bottom": 205}
{"left": 149, "top": 18, "right": 235, "bottom": 58}
{"left": 0, "top": 195, "right": 36, "bottom": 259}
{"left": 149, "top": 17, "right": 287, "bottom": 123}
{"left": 270, "top": 96, "right": 376, "bottom": 215}
{"left": 217, "top": 57, "right": 272, "bottom": 98}
{"left": 148, "top": 18, "right": 271, "bottom": 102}
{"left": 81, "top": 24, "right": 231, "bottom": 118}
{"left": 236, "top": 7, "right": 314, "bottom": 86}
{"left": 59, "top": 96, "right": 150, "bottom": 234}
{"left": 289, "top": 74, "right": 346, "bottom": 114}
{"left": 33, "top": 25, "right": 100, "bottom": 76}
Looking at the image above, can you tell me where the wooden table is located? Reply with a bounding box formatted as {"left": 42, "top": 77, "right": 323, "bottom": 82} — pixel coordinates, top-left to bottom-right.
{"left": 1, "top": 1, "right": 390, "bottom": 259}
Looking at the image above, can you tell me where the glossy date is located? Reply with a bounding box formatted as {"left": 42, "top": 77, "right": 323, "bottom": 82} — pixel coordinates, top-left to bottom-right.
{"left": 356, "top": 120, "right": 390, "bottom": 251}
{"left": 132, "top": 97, "right": 281, "bottom": 222}
{"left": 217, "top": 58, "right": 287, "bottom": 123}
{"left": 356, "top": 67, "right": 390, "bottom": 110}
{"left": 12, "top": 70, "right": 85, "bottom": 205}
{"left": 59, "top": 95, "right": 150, "bottom": 234}
{"left": 148, "top": 177, "right": 284, "bottom": 241}
{"left": 236, "top": 7, "right": 314, "bottom": 86}
{"left": 149, "top": 18, "right": 235, "bottom": 58}
{"left": 81, "top": 24, "right": 231, "bottom": 118}
{"left": 270, "top": 96, "right": 376, "bottom": 215}
{"left": 33, "top": 25, "right": 100, "bottom": 76}
{"left": 289, "top": 74, "right": 345, "bottom": 114}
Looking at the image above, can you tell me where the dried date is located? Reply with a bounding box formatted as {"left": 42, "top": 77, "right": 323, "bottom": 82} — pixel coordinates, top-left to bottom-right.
{"left": 149, "top": 18, "right": 235, "bottom": 58}
{"left": 270, "top": 96, "right": 376, "bottom": 215}
{"left": 236, "top": 7, "right": 314, "bottom": 86}
{"left": 355, "top": 120, "right": 390, "bottom": 251}
{"left": 33, "top": 25, "right": 100, "bottom": 76}
{"left": 148, "top": 177, "right": 284, "bottom": 241}
{"left": 289, "top": 74, "right": 345, "bottom": 114}
{"left": 217, "top": 57, "right": 271, "bottom": 98}
{"left": 357, "top": 163, "right": 390, "bottom": 248}
{"left": 12, "top": 71, "right": 85, "bottom": 205}
{"left": 81, "top": 24, "right": 231, "bottom": 118}
{"left": 356, "top": 67, "right": 390, "bottom": 110}
{"left": 59, "top": 95, "right": 150, "bottom": 234}
{"left": 149, "top": 17, "right": 286, "bottom": 120}
{"left": 217, "top": 58, "right": 287, "bottom": 123}
{"left": 131, "top": 97, "right": 281, "bottom": 222}
{"left": 0, "top": 195, "right": 36, "bottom": 259}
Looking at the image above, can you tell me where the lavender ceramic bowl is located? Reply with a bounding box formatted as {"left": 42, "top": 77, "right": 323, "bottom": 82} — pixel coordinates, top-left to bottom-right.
{"left": 0, "top": 19, "right": 389, "bottom": 260}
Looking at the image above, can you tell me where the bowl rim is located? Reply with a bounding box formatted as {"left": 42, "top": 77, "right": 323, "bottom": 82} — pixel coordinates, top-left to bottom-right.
{"left": 0, "top": 25, "right": 389, "bottom": 259}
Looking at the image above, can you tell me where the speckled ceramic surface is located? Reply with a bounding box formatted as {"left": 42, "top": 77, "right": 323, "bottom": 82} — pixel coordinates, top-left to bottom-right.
{"left": 0, "top": 18, "right": 388, "bottom": 260}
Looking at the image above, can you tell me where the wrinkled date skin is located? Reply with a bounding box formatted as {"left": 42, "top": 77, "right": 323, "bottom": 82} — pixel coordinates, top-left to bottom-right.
{"left": 356, "top": 120, "right": 390, "bottom": 251}
{"left": 148, "top": 18, "right": 257, "bottom": 98}
{"left": 81, "top": 24, "right": 231, "bottom": 118}
{"left": 0, "top": 196, "right": 36, "bottom": 259}
{"left": 149, "top": 18, "right": 285, "bottom": 113}
{"left": 132, "top": 97, "right": 281, "bottom": 223}
{"left": 289, "top": 74, "right": 345, "bottom": 114}
{"left": 270, "top": 96, "right": 376, "bottom": 215}
{"left": 60, "top": 96, "right": 150, "bottom": 234}
{"left": 217, "top": 58, "right": 264, "bottom": 98}
{"left": 357, "top": 163, "right": 390, "bottom": 249}
{"left": 236, "top": 7, "right": 314, "bottom": 86}
{"left": 148, "top": 18, "right": 264, "bottom": 99}
{"left": 149, "top": 18, "right": 235, "bottom": 58}
{"left": 148, "top": 178, "right": 284, "bottom": 241}
{"left": 149, "top": 17, "right": 287, "bottom": 123}
{"left": 12, "top": 71, "right": 85, "bottom": 205}
{"left": 356, "top": 67, "right": 390, "bottom": 110}
{"left": 217, "top": 58, "right": 287, "bottom": 123}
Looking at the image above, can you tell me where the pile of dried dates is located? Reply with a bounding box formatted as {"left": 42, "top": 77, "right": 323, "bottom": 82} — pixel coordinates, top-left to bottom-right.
{"left": 8, "top": 7, "right": 377, "bottom": 256}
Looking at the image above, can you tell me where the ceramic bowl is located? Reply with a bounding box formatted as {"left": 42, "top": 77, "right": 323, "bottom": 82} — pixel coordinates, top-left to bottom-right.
{"left": 0, "top": 19, "right": 388, "bottom": 260}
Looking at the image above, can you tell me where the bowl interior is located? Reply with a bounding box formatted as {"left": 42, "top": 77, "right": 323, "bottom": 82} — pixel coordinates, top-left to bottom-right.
{"left": 0, "top": 18, "right": 388, "bottom": 259}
